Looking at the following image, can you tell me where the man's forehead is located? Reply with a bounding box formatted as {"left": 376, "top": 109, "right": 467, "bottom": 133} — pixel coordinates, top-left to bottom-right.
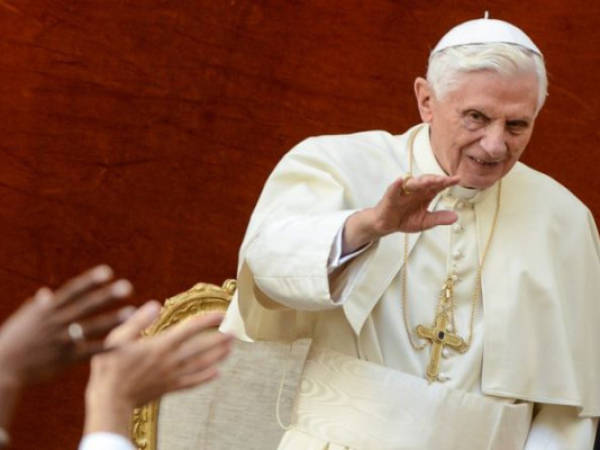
{"left": 443, "top": 71, "right": 539, "bottom": 117}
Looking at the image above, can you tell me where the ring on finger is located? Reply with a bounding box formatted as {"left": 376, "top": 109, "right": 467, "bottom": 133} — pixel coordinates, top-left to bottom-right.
{"left": 401, "top": 175, "right": 413, "bottom": 195}
{"left": 67, "top": 322, "right": 85, "bottom": 342}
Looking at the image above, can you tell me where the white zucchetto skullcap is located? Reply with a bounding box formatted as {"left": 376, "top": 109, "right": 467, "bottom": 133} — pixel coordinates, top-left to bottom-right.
{"left": 432, "top": 11, "right": 542, "bottom": 56}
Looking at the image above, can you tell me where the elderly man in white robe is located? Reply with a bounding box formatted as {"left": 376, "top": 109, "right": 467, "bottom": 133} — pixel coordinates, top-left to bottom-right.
{"left": 221, "top": 15, "right": 600, "bottom": 449}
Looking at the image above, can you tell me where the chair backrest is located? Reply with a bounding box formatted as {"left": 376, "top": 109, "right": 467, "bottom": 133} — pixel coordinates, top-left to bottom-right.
{"left": 130, "top": 280, "right": 309, "bottom": 450}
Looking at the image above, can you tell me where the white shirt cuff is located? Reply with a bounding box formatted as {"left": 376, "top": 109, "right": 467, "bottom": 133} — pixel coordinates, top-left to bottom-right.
{"left": 78, "top": 433, "right": 135, "bottom": 450}
{"left": 327, "top": 224, "right": 372, "bottom": 273}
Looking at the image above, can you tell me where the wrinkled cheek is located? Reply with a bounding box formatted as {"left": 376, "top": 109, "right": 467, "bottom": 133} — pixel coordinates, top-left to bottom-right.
{"left": 511, "top": 151, "right": 525, "bottom": 163}
{"left": 439, "top": 151, "right": 462, "bottom": 175}
{"left": 455, "top": 156, "right": 474, "bottom": 174}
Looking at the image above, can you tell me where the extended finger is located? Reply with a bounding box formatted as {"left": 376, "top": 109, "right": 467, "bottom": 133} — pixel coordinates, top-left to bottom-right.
{"left": 33, "top": 287, "right": 55, "bottom": 307}
{"left": 171, "top": 330, "right": 233, "bottom": 364}
{"left": 420, "top": 210, "right": 459, "bottom": 230}
{"left": 403, "top": 174, "right": 460, "bottom": 194}
{"left": 75, "top": 306, "right": 136, "bottom": 341}
{"left": 388, "top": 176, "right": 452, "bottom": 202}
{"left": 52, "top": 265, "right": 114, "bottom": 308}
{"left": 171, "top": 366, "right": 220, "bottom": 392}
{"left": 177, "top": 340, "right": 232, "bottom": 376}
{"left": 56, "top": 279, "right": 133, "bottom": 324}
{"left": 17, "top": 287, "right": 54, "bottom": 318}
{"left": 104, "top": 300, "right": 162, "bottom": 347}
{"left": 160, "top": 313, "right": 225, "bottom": 348}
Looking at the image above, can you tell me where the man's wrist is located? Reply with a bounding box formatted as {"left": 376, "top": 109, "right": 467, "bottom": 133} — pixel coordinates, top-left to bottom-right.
{"left": 343, "top": 209, "right": 380, "bottom": 254}
{"left": 84, "top": 385, "right": 133, "bottom": 437}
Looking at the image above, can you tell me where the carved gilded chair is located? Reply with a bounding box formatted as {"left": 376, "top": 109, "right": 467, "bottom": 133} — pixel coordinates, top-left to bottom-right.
{"left": 130, "top": 280, "right": 309, "bottom": 450}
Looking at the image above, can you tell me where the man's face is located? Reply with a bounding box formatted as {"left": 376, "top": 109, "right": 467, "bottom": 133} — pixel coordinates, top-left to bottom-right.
{"left": 415, "top": 70, "right": 539, "bottom": 189}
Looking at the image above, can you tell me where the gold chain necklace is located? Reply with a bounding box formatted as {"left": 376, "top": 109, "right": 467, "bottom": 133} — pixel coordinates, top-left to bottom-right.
{"left": 400, "top": 126, "right": 502, "bottom": 354}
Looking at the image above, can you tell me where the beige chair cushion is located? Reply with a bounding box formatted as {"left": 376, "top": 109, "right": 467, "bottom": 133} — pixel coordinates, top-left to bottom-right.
{"left": 157, "top": 339, "right": 310, "bottom": 449}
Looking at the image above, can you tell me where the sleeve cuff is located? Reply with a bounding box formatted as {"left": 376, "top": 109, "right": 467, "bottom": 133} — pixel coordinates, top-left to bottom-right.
{"left": 79, "top": 433, "right": 135, "bottom": 450}
{"left": 327, "top": 223, "right": 373, "bottom": 273}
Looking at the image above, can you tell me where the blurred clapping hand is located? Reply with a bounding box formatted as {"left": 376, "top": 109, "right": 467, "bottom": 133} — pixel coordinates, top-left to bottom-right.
{"left": 0, "top": 265, "right": 135, "bottom": 447}
{"left": 0, "top": 265, "right": 233, "bottom": 450}
{"left": 0, "top": 265, "right": 134, "bottom": 387}
{"left": 83, "top": 305, "right": 231, "bottom": 440}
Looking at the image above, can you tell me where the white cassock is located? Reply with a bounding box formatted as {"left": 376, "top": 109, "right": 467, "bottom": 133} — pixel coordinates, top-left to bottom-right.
{"left": 221, "top": 124, "right": 600, "bottom": 449}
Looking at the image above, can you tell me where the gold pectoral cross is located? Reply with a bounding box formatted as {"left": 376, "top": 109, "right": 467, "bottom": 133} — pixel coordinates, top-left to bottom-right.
{"left": 416, "top": 276, "right": 467, "bottom": 382}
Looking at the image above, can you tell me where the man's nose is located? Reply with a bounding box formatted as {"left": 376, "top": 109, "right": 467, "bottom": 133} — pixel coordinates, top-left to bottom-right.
{"left": 479, "top": 124, "right": 507, "bottom": 159}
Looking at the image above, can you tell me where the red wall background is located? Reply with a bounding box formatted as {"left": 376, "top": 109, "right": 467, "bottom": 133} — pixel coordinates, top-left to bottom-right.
{"left": 0, "top": 1, "right": 598, "bottom": 448}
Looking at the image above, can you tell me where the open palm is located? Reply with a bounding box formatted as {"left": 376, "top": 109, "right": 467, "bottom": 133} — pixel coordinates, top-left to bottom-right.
{"left": 372, "top": 174, "right": 460, "bottom": 234}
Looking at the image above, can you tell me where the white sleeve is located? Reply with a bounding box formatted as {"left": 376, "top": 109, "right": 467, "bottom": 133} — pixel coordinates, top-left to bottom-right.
{"left": 524, "top": 404, "right": 598, "bottom": 450}
{"left": 246, "top": 210, "right": 356, "bottom": 311}
{"left": 326, "top": 224, "right": 374, "bottom": 304}
{"left": 327, "top": 224, "right": 372, "bottom": 273}
{"left": 78, "top": 433, "right": 135, "bottom": 450}
{"left": 242, "top": 135, "right": 379, "bottom": 312}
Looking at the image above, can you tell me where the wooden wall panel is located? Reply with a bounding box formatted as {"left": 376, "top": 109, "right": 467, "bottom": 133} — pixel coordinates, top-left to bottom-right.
{"left": 0, "top": 1, "right": 598, "bottom": 448}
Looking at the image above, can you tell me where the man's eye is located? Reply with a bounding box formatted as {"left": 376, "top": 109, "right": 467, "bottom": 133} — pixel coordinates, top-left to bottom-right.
{"left": 463, "top": 111, "right": 487, "bottom": 129}
{"left": 468, "top": 111, "right": 484, "bottom": 121}
{"left": 507, "top": 122, "right": 528, "bottom": 134}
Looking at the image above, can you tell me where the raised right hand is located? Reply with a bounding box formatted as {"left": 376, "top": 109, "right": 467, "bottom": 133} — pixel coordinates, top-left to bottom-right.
{"left": 343, "top": 174, "right": 459, "bottom": 253}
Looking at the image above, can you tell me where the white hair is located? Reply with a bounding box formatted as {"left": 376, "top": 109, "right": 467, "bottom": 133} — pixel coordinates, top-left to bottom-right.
{"left": 426, "top": 43, "right": 548, "bottom": 114}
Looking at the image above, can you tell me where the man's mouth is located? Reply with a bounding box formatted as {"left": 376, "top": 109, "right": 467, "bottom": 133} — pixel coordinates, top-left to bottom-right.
{"left": 468, "top": 155, "right": 501, "bottom": 167}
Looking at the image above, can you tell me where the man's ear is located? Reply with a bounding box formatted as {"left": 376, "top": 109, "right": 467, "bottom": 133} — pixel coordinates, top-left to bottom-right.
{"left": 414, "top": 77, "right": 434, "bottom": 123}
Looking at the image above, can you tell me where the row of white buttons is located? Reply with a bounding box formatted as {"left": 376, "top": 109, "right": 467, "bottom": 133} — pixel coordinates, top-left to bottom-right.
{"left": 439, "top": 197, "right": 475, "bottom": 383}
